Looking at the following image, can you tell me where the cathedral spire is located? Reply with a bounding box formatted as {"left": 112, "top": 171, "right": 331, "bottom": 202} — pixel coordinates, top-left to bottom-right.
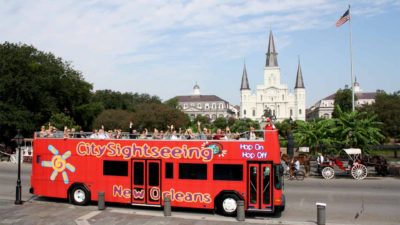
{"left": 240, "top": 62, "right": 250, "bottom": 90}
{"left": 295, "top": 57, "right": 305, "bottom": 89}
{"left": 265, "top": 30, "right": 278, "bottom": 67}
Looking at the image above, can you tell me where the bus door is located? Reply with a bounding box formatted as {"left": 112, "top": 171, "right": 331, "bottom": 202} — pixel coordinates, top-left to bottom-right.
{"left": 131, "top": 159, "right": 161, "bottom": 206}
{"left": 247, "top": 162, "right": 272, "bottom": 210}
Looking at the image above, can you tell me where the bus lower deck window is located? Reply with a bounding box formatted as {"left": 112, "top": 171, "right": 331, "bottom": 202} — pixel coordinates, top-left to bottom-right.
{"left": 103, "top": 160, "right": 128, "bottom": 176}
{"left": 213, "top": 164, "right": 243, "bottom": 181}
{"left": 165, "top": 162, "right": 173, "bottom": 179}
{"left": 179, "top": 163, "right": 207, "bottom": 180}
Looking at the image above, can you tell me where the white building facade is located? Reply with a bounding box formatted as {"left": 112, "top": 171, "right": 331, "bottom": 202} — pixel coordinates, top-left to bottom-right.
{"left": 306, "top": 80, "right": 376, "bottom": 120}
{"left": 240, "top": 31, "right": 306, "bottom": 122}
{"left": 175, "top": 84, "right": 239, "bottom": 121}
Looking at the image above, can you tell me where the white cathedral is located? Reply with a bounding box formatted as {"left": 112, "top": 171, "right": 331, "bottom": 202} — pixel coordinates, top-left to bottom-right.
{"left": 240, "top": 31, "right": 306, "bottom": 122}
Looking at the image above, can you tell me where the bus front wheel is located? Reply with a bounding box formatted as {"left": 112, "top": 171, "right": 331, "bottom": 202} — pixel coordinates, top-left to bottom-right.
{"left": 219, "top": 194, "right": 239, "bottom": 216}
{"left": 70, "top": 185, "right": 90, "bottom": 206}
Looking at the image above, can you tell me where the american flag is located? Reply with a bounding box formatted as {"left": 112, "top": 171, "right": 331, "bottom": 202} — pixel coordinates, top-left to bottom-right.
{"left": 336, "top": 9, "right": 350, "bottom": 27}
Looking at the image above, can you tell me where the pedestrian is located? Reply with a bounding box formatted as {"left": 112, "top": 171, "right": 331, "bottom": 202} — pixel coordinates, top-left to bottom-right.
{"left": 317, "top": 153, "right": 325, "bottom": 174}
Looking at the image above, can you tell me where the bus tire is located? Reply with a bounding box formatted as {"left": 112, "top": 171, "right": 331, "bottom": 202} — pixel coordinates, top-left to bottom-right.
{"left": 218, "top": 194, "right": 239, "bottom": 216}
{"left": 70, "top": 185, "right": 90, "bottom": 206}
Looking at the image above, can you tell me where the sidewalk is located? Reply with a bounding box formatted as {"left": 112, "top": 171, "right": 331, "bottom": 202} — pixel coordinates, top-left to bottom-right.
{"left": 0, "top": 198, "right": 338, "bottom": 225}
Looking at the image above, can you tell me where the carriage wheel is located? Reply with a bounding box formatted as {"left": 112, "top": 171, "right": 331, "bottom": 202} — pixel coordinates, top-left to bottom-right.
{"left": 321, "top": 167, "right": 335, "bottom": 179}
{"left": 351, "top": 164, "right": 367, "bottom": 180}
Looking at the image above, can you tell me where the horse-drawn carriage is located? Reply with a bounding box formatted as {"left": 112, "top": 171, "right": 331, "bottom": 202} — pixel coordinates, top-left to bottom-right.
{"left": 0, "top": 139, "right": 33, "bottom": 163}
{"left": 320, "top": 148, "right": 388, "bottom": 180}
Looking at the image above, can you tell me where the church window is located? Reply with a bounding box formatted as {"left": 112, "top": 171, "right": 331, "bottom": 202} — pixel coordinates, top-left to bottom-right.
{"left": 197, "top": 103, "right": 202, "bottom": 109}
{"left": 282, "top": 95, "right": 284, "bottom": 100}
{"left": 183, "top": 104, "right": 188, "bottom": 109}
{"left": 212, "top": 103, "right": 216, "bottom": 109}
{"left": 252, "top": 110, "right": 255, "bottom": 117}
{"left": 299, "top": 109, "right": 302, "bottom": 115}
{"left": 244, "top": 110, "right": 247, "bottom": 115}
{"left": 219, "top": 103, "right": 224, "bottom": 109}
{"left": 205, "top": 104, "right": 209, "bottom": 110}
{"left": 261, "top": 95, "right": 263, "bottom": 101}
{"left": 290, "top": 109, "right": 293, "bottom": 116}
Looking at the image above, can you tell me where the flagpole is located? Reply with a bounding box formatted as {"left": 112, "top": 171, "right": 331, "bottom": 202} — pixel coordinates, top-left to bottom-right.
{"left": 349, "top": 4, "right": 355, "bottom": 112}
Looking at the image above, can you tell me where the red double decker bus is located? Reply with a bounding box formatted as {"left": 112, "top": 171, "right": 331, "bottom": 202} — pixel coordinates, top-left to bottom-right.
{"left": 30, "top": 128, "right": 285, "bottom": 216}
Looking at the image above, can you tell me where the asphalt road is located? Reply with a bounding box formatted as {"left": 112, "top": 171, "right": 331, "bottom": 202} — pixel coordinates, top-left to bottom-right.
{"left": 283, "top": 176, "right": 400, "bottom": 224}
{"left": 0, "top": 162, "right": 399, "bottom": 225}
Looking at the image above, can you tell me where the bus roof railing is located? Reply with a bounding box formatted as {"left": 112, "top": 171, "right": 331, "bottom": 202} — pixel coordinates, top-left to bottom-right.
{"left": 34, "top": 130, "right": 273, "bottom": 141}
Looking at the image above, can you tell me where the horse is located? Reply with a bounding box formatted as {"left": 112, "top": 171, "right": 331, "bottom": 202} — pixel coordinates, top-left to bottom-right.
{"left": 362, "top": 155, "right": 388, "bottom": 176}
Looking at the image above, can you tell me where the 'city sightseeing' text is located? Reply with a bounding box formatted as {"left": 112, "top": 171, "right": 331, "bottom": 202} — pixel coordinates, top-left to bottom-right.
{"left": 76, "top": 142, "right": 213, "bottom": 162}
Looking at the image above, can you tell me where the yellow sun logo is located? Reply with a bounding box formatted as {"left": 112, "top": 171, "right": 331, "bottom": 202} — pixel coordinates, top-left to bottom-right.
{"left": 41, "top": 145, "right": 75, "bottom": 184}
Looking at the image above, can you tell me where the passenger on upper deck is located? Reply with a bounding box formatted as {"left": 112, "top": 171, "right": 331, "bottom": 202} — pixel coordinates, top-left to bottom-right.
{"left": 39, "top": 126, "right": 47, "bottom": 137}
{"left": 264, "top": 117, "right": 275, "bottom": 130}
{"left": 152, "top": 128, "right": 162, "bottom": 139}
{"left": 197, "top": 121, "right": 209, "bottom": 140}
{"left": 115, "top": 129, "right": 123, "bottom": 139}
{"left": 224, "top": 127, "right": 233, "bottom": 139}
{"left": 97, "top": 128, "right": 108, "bottom": 139}
{"left": 90, "top": 129, "right": 98, "bottom": 139}
{"left": 77, "top": 130, "right": 86, "bottom": 138}
{"left": 212, "top": 128, "right": 225, "bottom": 140}
{"left": 247, "top": 126, "right": 257, "bottom": 140}
{"left": 139, "top": 129, "right": 148, "bottom": 139}
{"left": 184, "top": 128, "right": 195, "bottom": 140}
{"left": 63, "top": 127, "right": 70, "bottom": 139}
{"left": 170, "top": 130, "right": 179, "bottom": 140}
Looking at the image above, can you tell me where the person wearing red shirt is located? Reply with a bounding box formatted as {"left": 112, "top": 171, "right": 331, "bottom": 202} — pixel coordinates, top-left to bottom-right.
{"left": 264, "top": 117, "right": 275, "bottom": 130}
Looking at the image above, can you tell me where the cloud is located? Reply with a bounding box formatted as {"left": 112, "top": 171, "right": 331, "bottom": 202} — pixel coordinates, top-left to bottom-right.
{"left": 1, "top": 0, "right": 398, "bottom": 104}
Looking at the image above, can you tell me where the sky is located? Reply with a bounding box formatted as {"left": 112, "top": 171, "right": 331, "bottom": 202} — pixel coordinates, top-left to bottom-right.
{"left": 1, "top": 0, "right": 400, "bottom": 107}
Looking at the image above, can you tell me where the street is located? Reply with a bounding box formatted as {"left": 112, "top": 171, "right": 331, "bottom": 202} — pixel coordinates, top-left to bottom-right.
{"left": 0, "top": 162, "right": 399, "bottom": 225}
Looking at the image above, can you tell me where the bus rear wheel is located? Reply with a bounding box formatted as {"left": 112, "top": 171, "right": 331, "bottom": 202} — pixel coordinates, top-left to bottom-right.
{"left": 218, "top": 194, "right": 239, "bottom": 216}
{"left": 70, "top": 185, "right": 90, "bottom": 206}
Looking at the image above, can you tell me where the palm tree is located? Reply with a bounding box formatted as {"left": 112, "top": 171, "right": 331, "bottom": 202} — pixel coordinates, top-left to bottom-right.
{"left": 293, "top": 119, "right": 336, "bottom": 154}
{"left": 332, "top": 106, "right": 384, "bottom": 151}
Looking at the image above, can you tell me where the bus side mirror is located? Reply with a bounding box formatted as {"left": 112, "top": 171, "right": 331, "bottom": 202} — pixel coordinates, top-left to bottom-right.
{"left": 279, "top": 165, "right": 284, "bottom": 176}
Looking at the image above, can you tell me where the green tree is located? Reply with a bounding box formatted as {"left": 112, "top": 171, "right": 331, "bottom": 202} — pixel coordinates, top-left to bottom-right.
{"left": 131, "top": 103, "right": 190, "bottom": 131}
{"left": 75, "top": 102, "right": 105, "bottom": 131}
{"left": 92, "top": 109, "right": 134, "bottom": 131}
{"left": 0, "top": 42, "right": 92, "bottom": 141}
{"left": 332, "top": 106, "right": 385, "bottom": 151}
{"left": 91, "top": 90, "right": 161, "bottom": 112}
{"left": 332, "top": 88, "right": 357, "bottom": 118}
{"left": 293, "top": 119, "right": 336, "bottom": 154}
{"left": 164, "top": 97, "right": 181, "bottom": 109}
{"left": 230, "top": 118, "right": 259, "bottom": 133}
{"left": 227, "top": 117, "right": 236, "bottom": 127}
{"left": 193, "top": 115, "right": 211, "bottom": 132}
{"left": 49, "top": 113, "right": 77, "bottom": 130}
{"left": 360, "top": 90, "right": 400, "bottom": 140}
{"left": 213, "top": 117, "right": 228, "bottom": 130}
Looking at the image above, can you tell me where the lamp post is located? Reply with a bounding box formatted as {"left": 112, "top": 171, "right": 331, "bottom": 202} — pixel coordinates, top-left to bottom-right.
{"left": 14, "top": 130, "right": 24, "bottom": 205}
{"left": 287, "top": 117, "right": 294, "bottom": 157}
